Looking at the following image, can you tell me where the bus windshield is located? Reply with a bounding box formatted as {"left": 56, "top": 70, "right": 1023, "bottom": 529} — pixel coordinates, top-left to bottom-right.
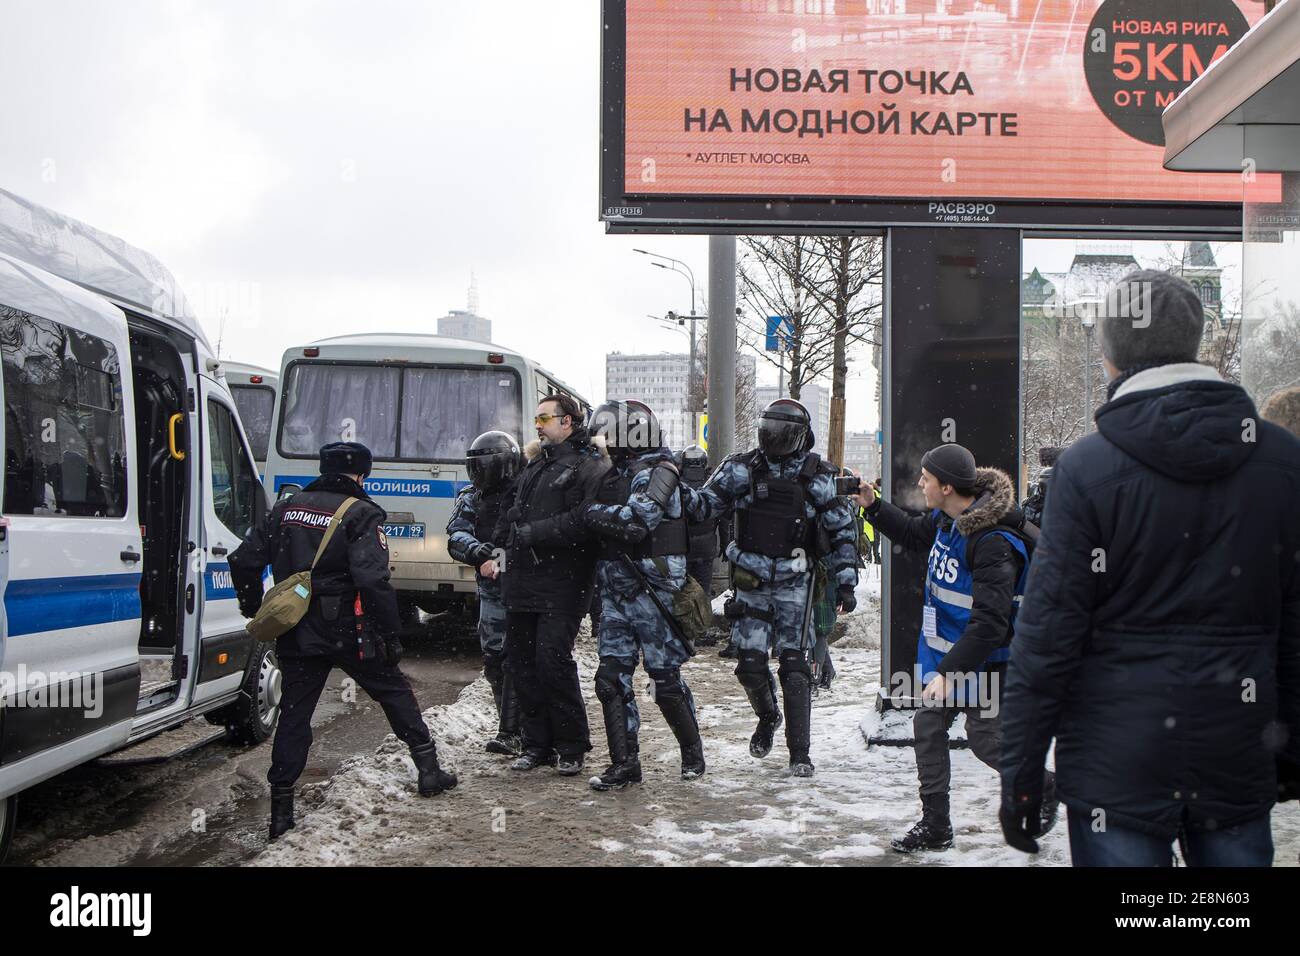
{"left": 278, "top": 362, "right": 522, "bottom": 462}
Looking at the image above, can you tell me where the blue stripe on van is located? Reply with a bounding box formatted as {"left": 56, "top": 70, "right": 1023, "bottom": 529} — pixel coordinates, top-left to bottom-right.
{"left": 4, "top": 573, "right": 143, "bottom": 637}
{"left": 204, "top": 562, "right": 236, "bottom": 600}
{"left": 272, "top": 475, "right": 468, "bottom": 499}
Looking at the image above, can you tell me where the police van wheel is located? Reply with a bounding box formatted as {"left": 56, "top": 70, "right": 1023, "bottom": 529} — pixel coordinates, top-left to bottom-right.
{"left": 225, "top": 643, "right": 281, "bottom": 745}
{"left": 398, "top": 596, "right": 422, "bottom": 630}
{"left": 0, "top": 795, "right": 15, "bottom": 864}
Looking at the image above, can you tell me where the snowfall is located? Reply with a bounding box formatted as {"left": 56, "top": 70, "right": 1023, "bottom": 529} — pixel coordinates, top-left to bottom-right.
{"left": 254, "top": 572, "right": 1300, "bottom": 867}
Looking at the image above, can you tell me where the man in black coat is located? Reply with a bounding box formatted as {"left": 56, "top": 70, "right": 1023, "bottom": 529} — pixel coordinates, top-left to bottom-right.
{"left": 230, "top": 442, "right": 456, "bottom": 841}
{"left": 493, "top": 394, "right": 607, "bottom": 776}
{"left": 1000, "top": 270, "right": 1300, "bottom": 866}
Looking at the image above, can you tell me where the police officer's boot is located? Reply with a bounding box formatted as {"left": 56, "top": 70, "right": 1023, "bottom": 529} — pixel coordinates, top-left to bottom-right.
{"left": 410, "top": 740, "right": 458, "bottom": 796}
{"left": 269, "top": 785, "right": 295, "bottom": 841}
{"left": 779, "top": 651, "right": 814, "bottom": 777}
{"left": 485, "top": 670, "right": 523, "bottom": 756}
{"left": 890, "top": 793, "right": 954, "bottom": 853}
{"left": 651, "top": 671, "right": 706, "bottom": 780}
{"left": 735, "top": 651, "right": 782, "bottom": 759}
{"left": 591, "top": 658, "right": 642, "bottom": 792}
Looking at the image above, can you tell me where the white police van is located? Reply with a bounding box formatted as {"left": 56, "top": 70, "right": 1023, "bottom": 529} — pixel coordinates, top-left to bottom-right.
{"left": 262, "top": 334, "right": 590, "bottom": 626}
{"left": 0, "top": 189, "right": 280, "bottom": 859}
{"left": 222, "top": 361, "right": 278, "bottom": 475}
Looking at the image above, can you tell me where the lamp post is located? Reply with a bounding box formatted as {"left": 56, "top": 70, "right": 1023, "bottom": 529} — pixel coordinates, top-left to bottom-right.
{"left": 1081, "top": 309, "right": 1096, "bottom": 433}
{"left": 635, "top": 249, "right": 705, "bottom": 441}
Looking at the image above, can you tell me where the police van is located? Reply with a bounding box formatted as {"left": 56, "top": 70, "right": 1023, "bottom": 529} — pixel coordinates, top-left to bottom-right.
{"left": 262, "top": 334, "right": 590, "bottom": 625}
{"left": 0, "top": 189, "right": 280, "bottom": 859}
{"left": 222, "top": 361, "right": 278, "bottom": 475}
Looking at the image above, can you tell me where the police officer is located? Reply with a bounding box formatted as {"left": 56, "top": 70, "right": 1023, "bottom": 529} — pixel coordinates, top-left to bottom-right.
{"left": 855, "top": 443, "right": 1054, "bottom": 852}
{"left": 230, "top": 442, "right": 457, "bottom": 841}
{"left": 492, "top": 394, "right": 607, "bottom": 776}
{"left": 683, "top": 399, "right": 859, "bottom": 777}
{"left": 582, "top": 401, "right": 705, "bottom": 791}
{"left": 446, "top": 430, "right": 524, "bottom": 756}
{"left": 675, "top": 444, "right": 718, "bottom": 595}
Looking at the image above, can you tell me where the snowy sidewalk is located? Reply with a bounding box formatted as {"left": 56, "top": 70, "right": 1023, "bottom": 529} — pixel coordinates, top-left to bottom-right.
{"left": 254, "top": 593, "right": 1300, "bottom": 867}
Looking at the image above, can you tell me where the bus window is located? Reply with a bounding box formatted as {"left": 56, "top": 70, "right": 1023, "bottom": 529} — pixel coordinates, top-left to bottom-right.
{"left": 230, "top": 384, "right": 274, "bottom": 462}
{"left": 1, "top": 306, "right": 127, "bottom": 517}
{"left": 279, "top": 363, "right": 399, "bottom": 458}
{"left": 400, "top": 366, "right": 522, "bottom": 459}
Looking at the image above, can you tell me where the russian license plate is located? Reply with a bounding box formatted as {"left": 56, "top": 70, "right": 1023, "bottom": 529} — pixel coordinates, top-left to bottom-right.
{"left": 383, "top": 523, "right": 425, "bottom": 539}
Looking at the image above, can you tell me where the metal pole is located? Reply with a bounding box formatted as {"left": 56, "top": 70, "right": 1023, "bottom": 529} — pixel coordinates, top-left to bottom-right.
{"left": 688, "top": 315, "right": 697, "bottom": 443}
{"left": 707, "top": 235, "right": 737, "bottom": 463}
{"left": 1084, "top": 324, "right": 1093, "bottom": 432}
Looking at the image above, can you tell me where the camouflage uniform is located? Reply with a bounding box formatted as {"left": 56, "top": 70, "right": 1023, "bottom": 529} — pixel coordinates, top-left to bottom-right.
{"left": 446, "top": 485, "right": 519, "bottom": 749}
{"left": 684, "top": 448, "right": 858, "bottom": 769}
{"left": 583, "top": 446, "right": 704, "bottom": 782}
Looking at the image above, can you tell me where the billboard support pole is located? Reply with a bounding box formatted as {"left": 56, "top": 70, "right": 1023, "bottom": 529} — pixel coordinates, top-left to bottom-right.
{"left": 707, "top": 235, "right": 736, "bottom": 465}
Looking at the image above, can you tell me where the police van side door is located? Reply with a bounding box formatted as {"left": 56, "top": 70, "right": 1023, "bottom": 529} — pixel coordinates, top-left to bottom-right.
{"left": 192, "top": 376, "right": 265, "bottom": 706}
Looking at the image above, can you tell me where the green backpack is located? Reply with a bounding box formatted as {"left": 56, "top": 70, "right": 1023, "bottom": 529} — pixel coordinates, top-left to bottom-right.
{"left": 247, "top": 497, "right": 357, "bottom": 641}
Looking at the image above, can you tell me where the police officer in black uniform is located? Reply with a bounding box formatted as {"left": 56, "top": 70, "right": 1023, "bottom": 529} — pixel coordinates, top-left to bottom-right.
{"left": 230, "top": 442, "right": 457, "bottom": 841}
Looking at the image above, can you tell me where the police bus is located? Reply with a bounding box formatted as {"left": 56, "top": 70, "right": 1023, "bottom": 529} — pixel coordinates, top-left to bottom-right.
{"left": 261, "top": 334, "right": 590, "bottom": 626}
{"left": 222, "top": 361, "right": 278, "bottom": 475}
{"left": 0, "top": 189, "right": 280, "bottom": 860}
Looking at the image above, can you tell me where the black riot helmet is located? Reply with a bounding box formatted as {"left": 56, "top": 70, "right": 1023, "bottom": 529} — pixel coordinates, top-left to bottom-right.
{"left": 589, "top": 399, "right": 661, "bottom": 461}
{"left": 465, "top": 430, "right": 523, "bottom": 492}
{"left": 677, "top": 444, "right": 709, "bottom": 483}
{"left": 758, "top": 398, "right": 813, "bottom": 461}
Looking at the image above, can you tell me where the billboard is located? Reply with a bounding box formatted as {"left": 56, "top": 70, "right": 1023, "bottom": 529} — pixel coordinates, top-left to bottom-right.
{"left": 600, "top": 0, "right": 1277, "bottom": 232}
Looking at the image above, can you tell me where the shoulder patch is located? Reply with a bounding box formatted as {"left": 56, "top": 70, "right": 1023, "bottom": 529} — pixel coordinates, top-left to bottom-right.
{"left": 377, "top": 526, "right": 389, "bottom": 549}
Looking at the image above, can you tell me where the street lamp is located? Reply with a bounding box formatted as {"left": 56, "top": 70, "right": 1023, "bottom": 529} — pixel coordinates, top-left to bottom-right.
{"left": 1080, "top": 307, "right": 1097, "bottom": 433}
{"left": 636, "top": 249, "right": 705, "bottom": 440}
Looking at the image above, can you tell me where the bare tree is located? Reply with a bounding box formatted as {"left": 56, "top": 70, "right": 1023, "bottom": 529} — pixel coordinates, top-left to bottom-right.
{"left": 737, "top": 236, "right": 833, "bottom": 398}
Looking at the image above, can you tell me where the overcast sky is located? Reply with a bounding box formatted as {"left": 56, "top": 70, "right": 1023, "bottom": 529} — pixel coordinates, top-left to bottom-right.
{"left": 0, "top": 0, "right": 886, "bottom": 433}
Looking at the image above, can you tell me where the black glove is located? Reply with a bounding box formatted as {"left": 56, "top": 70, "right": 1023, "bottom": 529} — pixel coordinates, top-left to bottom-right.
{"left": 468, "top": 542, "right": 495, "bottom": 565}
{"left": 999, "top": 792, "right": 1043, "bottom": 853}
{"left": 1278, "top": 754, "right": 1300, "bottom": 803}
{"left": 515, "top": 523, "right": 535, "bottom": 548}
{"left": 237, "top": 598, "right": 261, "bottom": 620}
{"left": 381, "top": 634, "right": 403, "bottom": 665}
{"left": 836, "top": 584, "right": 857, "bottom": 614}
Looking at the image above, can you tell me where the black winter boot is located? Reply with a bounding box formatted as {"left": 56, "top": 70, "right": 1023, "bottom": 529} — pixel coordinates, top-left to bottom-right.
{"left": 410, "top": 741, "right": 458, "bottom": 796}
{"left": 268, "top": 785, "right": 295, "bottom": 841}
{"left": 779, "top": 654, "right": 814, "bottom": 777}
{"left": 654, "top": 682, "right": 706, "bottom": 780}
{"left": 592, "top": 658, "right": 641, "bottom": 791}
{"left": 891, "top": 793, "right": 954, "bottom": 853}
{"left": 736, "top": 652, "right": 782, "bottom": 759}
{"left": 485, "top": 671, "right": 523, "bottom": 756}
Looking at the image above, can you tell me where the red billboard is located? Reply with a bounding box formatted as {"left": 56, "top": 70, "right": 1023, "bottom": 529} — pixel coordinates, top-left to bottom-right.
{"left": 602, "top": 0, "right": 1276, "bottom": 230}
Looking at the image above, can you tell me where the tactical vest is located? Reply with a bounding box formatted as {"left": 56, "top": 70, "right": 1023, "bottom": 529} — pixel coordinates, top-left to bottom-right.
{"left": 473, "top": 487, "right": 505, "bottom": 547}
{"left": 735, "top": 453, "right": 822, "bottom": 559}
{"left": 595, "top": 460, "right": 689, "bottom": 561}
{"left": 680, "top": 461, "right": 719, "bottom": 559}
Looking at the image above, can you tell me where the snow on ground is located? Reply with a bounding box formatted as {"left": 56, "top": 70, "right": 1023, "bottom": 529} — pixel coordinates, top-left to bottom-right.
{"left": 254, "top": 587, "right": 1300, "bottom": 867}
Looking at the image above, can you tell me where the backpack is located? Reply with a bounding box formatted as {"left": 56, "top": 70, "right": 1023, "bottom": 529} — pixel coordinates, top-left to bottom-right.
{"left": 964, "top": 512, "right": 1040, "bottom": 569}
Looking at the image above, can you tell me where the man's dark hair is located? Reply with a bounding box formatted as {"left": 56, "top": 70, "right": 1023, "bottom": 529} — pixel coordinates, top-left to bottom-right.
{"left": 1038, "top": 446, "right": 1062, "bottom": 468}
{"left": 540, "top": 393, "right": 582, "bottom": 423}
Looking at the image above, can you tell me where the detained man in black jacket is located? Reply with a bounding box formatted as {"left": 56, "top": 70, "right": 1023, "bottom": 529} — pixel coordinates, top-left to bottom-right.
{"left": 230, "top": 442, "right": 456, "bottom": 841}
{"left": 857, "top": 446, "right": 1049, "bottom": 852}
{"left": 1000, "top": 271, "right": 1300, "bottom": 866}
{"left": 493, "top": 394, "right": 607, "bottom": 776}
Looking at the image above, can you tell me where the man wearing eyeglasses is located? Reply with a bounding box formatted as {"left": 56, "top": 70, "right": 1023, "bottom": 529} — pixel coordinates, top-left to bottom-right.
{"left": 493, "top": 394, "right": 607, "bottom": 776}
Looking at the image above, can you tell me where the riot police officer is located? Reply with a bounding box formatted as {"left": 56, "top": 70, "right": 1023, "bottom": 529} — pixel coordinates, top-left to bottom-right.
{"left": 230, "top": 442, "right": 457, "bottom": 841}
{"left": 446, "top": 430, "right": 524, "bottom": 756}
{"left": 682, "top": 400, "right": 859, "bottom": 776}
{"left": 675, "top": 444, "right": 718, "bottom": 595}
{"left": 582, "top": 401, "right": 705, "bottom": 791}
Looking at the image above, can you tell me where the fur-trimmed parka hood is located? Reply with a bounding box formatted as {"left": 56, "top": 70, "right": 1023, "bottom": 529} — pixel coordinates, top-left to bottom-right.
{"left": 954, "top": 466, "right": 1017, "bottom": 538}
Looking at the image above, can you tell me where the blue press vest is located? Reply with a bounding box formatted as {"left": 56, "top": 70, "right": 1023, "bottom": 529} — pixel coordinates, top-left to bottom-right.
{"left": 917, "top": 509, "right": 1029, "bottom": 682}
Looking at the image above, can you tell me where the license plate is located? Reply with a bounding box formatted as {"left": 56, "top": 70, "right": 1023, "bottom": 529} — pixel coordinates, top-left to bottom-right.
{"left": 383, "top": 523, "right": 425, "bottom": 539}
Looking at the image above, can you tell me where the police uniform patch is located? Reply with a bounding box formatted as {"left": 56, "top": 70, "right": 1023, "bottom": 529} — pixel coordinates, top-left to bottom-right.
{"left": 377, "top": 527, "right": 388, "bottom": 549}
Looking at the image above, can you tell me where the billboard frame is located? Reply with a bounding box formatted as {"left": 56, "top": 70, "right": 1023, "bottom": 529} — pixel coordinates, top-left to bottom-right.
{"left": 600, "top": 0, "right": 1245, "bottom": 237}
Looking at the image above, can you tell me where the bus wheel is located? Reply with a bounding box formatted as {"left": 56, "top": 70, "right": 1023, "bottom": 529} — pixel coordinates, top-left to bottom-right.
{"left": 0, "top": 795, "right": 15, "bottom": 864}
{"left": 226, "top": 642, "right": 281, "bottom": 745}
